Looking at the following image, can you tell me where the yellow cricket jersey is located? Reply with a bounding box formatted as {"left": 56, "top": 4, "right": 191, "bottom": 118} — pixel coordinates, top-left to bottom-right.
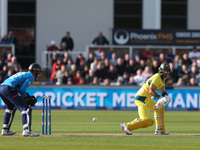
{"left": 135, "top": 73, "right": 166, "bottom": 101}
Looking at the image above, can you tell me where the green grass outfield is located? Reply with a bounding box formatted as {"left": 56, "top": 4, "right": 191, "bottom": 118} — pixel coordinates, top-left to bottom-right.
{"left": 0, "top": 110, "right": 200, "bottom": 150}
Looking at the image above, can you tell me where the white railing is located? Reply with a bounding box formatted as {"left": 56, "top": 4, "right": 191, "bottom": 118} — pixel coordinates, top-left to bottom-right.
{"left": 42, "top": 45, "right": 195, "bottom": 69}
{"left": 42, "top": 50, "right": 88, "bottom": 69}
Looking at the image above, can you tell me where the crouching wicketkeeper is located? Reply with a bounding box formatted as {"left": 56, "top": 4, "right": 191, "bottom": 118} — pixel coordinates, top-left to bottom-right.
{"left": 0, "top": 63, "right": 41, "bottom": 136}
{"left": 120, "top": 63, "right": 172, "bottom": 135}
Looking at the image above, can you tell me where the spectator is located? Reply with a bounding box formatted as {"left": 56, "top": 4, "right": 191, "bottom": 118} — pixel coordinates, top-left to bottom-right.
{"left": 174, "top": 77, "right": 184, "bottom": 86}
{"left": 75, "top": 53, "right": 85, "bottom": 68}
{"left": 78, "top": 77, "right": 87, "bottom": 85}
{"left": 168, "top": 62, "right": 179, "bottom": 83}
{"left": 154, "top": 49, "right": 163, "bottom": 60}
{"left": 3, "top": 49, "right": 12, "bottom": 63}
{"left": 7, "top": 56, "right": 22, "bottom": 72}
{"left": 142, "top": 47, "right": 153, "bottom": 61}
{"left": 102, "top": 78, "right": 110, "bottom": 86}
{"left": 94, "top": 63, "right": 104, "bottom": 81}
{"left": 47, "top": 40, "right": 59, "bottom": 51}
{"left": 158, "top": 53, "right": 167, "bottom": 65}
{"left": 139, "top": 59, "right": 146, "bottom": 71}
{"left": 69, "top": 64, "right": 77, "bottom": 79}
{"left": 86, "top": 52, "right": 94, "bottom": 67}
{"left": 103, "top": 58, "right": 110, "bottom": 73}
{"left": 165, "top": 49, "right": 175, "bottom": 63}
{"left": 7, "top": 30, "right": 17, "bottom": 44}
{"left": 63, "top": 51, "right": 73, "bottom": 65}
{"left": 91, "top": 76, "right": 100, "bottom": 85}
{"left": 134, "top": 54, "right": 141, "bottom": 65}
{"left": 106, "top": 47, "right": 115, "bottom": 59}
{"left": 77, "top": 58, "right": 86, "bottom": 72}
{"left": 179, "top": 64, "right": 189, "bottom": 78}
{"left": 81, "top": 65, "right": 89, "bottom": 78}
{"left": 151, "top": 59, "right": 159, "bottom": 74}
{"left": 123, "top": 53, "right": 130, "bottom": 68}
{"left": 189, "top": 61, "right": 199, "bottom": 73}
{"left": 0, "top": 35, "right": 11, "bottom": 44}
{"left": 182, "top": 71, "right": 190, "bottom": 86}
{"left": 174, "top": 55, "right": 180, "bottom": 69}
{"left": 50, "top": 58, "right": 64, "bottom": 83}
{"left": 116, "top": 57, "right": 125, "bottom": 76}
{"left": 60, "top": 31, "right": 74, "bottom": 51}
{"left": 94, "top": 47, "right": 102, "bottom": 59}
{"left": 188, "top": 46, "right": 200, "bottom": 62}
{"left": 4, "top": 53, "right": 12, "bottom": 65}
{"left": 73, "top": 70, "right": 82, "bottom": 84}
{"left": 60, "top": 42, "right": 68, "bottom": 51}
{"left": 141, "top": 66, "right": 152, "bottom": 80}
{"left": 122, "top": 72, "right": 129, "bottom": 85}
{"left": 105, "top": 64, "right": 118, "bottom": 82}
{"left": 85, "top": 69, "right": 95, "bottom": 84}
{"left": 110, "top": 53, "right": 117, "bottom": 66}
{"left": 13, "top": 66, "right": 21, "bottom": 74}
{"left": 4, "top": 69, "right": 13, "bottom": 80}
{"left": 189, "top": 66, "right": 198, "bottom": 78}
{"left": 133, "top": 69, "right": 146, "bottom": 86}
{"left": 99, "top": 51, "right": 106, "bottom": 65}
{"left": 128, "top": 76, "right": 137, "bottom": 85}
{"left": 66, "top": 59, "right": 73, "bottom": 72}
{"left": 55, "top": 65, "right": 66, "bottom": 85}
{"left": 0, "top": 65, "right": 8, "bottom": 80}
{"left": 110, "top": 76, "right": 124, "bottom": 86}
{"left": 176, "top": 59, "right": 183, "bottom": 77}
{"left": 67, "top": 77, "right": 73, "bottom": 85}
{"left": 189, "top": 77, "right": 198, "bottom": 86}
{"left": 90, "top": 57, "right": 99, "bottom": 72}
{"left": 182, "top": 53, "right": 192, "bottom": 68}
{"left": 126, "top": 59, "right": 137, "bottom": 75}
{"left": 92, "top": 32, "right": 109, "bottom": 45}
{"left": 50, "top": 53, "right": 58, "bottom": 67}
{"left": 62, "top": 70, "right": 70, "bottom": 84}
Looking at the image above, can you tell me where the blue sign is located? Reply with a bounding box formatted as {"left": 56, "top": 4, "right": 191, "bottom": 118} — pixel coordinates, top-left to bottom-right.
{"left": 0, "top": 87, "right": 199, "bottom": 110}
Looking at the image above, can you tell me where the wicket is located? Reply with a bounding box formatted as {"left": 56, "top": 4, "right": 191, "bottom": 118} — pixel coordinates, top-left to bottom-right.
{"left": 42, "top": 96, "right": 51, "bottom": 135}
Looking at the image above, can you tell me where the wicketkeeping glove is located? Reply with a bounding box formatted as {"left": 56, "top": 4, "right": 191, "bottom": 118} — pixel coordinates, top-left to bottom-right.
{"left": 25, "top": 93, "right": 37, "bottom": 107}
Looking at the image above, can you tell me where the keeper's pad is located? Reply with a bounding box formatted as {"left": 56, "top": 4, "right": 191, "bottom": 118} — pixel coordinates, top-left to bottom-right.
{"left": 21, "top": 107, "right": 32, "bottom": 131}
{"left": 154, "top": 106, "right": 165, "bottom": 133}
{"left": 3, "top": 107, "right": 17, "bottom": 130}
{"left": 127, "top": 118, "right": 154, "bottom": 131}
{"left": 154, "top": 95, "right": 171, "bottom": 110}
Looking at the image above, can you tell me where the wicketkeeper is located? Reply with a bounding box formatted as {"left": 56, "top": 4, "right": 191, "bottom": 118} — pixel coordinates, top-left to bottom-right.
{"left": 120, "top": 63, "right": 172, "bottom": 135}
{"left": 0, "top": 63, "right": 41, "bottom": 136}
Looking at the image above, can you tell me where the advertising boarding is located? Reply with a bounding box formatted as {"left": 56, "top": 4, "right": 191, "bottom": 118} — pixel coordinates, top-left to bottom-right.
{"left": 0, "top": 87, "right": 199, "bottom": 110}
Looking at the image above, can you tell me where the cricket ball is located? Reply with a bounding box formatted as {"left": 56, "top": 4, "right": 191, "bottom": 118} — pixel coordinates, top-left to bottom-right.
{"left": 93, "top": 118, "right": 97, "bottom": 122}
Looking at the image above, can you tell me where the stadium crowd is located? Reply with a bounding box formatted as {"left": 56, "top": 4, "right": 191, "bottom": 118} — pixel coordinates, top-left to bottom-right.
{"left": 47, "top": 44, "right": 200, "bottom": 87}
{"left": 1, "top": 30, "right": 200, "bottom": 87}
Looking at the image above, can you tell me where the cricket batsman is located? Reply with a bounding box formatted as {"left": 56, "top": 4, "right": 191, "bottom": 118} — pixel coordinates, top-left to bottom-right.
{"left": 120, "top": 63, "right": 172, "bottom": 135}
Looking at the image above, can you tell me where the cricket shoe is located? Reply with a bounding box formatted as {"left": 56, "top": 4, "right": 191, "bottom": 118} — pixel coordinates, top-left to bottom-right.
{"left": 22, "top": 130, "right": 40, "bottom": 137}
{"left": 120, "top": 123, "right": 132, "bottom": 135}
{"left": 154, "top": 129, "right": 169, "bottom": 135}
{"left": 1, "top": 129, "right": 16, "bottom": 135}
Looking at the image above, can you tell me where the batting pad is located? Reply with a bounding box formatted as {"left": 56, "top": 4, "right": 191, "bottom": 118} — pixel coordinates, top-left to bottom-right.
{"left": 126, "top": 118, "right": 154, "bottom": 131}
{"left": 154, "top": 106, "right": 165, "bottom": 133}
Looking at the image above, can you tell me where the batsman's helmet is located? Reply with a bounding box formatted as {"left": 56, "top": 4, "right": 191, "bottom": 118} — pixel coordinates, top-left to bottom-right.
{"left": 158, "top": 63, "right": 170, "bottom": 78}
